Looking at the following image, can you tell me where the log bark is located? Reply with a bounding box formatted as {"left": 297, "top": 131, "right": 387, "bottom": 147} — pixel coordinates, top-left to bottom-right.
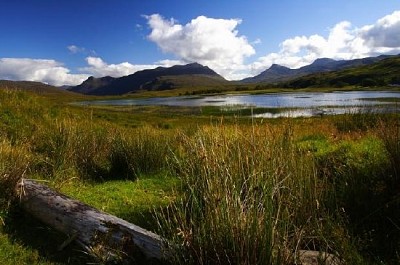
{"left": 16, "top": 178, "right": 168, "bottom": 262}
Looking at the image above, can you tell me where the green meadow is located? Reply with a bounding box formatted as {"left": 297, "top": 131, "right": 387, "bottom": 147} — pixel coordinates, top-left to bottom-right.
{"left": 0, "top": 88, "right": 399, "bottom": 264}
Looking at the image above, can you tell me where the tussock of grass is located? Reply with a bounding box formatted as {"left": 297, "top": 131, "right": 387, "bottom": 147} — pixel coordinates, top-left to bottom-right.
{"left": 109, "top": 127, "right": 169, "bottom": 179}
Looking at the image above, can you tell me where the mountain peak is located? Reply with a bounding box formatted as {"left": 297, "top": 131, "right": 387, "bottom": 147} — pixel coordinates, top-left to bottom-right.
{"left": 270, "top": 64, "right": 290, "bottom": 70}
{"left": 185, "top": 62, "right": 203, "bottom": 67}
{"left": 312, "top": 58, "right": 337, "bottom": 65}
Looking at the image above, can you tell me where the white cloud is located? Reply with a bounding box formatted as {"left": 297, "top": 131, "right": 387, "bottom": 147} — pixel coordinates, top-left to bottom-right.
{"left": 155, "top": 59, "right": 185, "bottom": 67}
{"left": 251, "top": 10, "right": 400, "bottom": 76}
{"left": 252, "top": 38, "right": 262, "bottom": 45}
{"left": 135, "top": 24, "right": 143, "bottom": 31}
{"left": 360, "top": 10, "right": 400, "bottom": 48}
{"left": 80, "top": 57, "right": 160, "bottom": 77}
{"left": 0, "top": 58, "right": 89, "bottom": 86}
{"left": 0, "top": 56, "right": 177, "bottom": 86}
{"left": 67, "top": 45, "right": 85, "bottom": 54}
{"left": 145, "top": 14, "right": 255, "bottom": 80}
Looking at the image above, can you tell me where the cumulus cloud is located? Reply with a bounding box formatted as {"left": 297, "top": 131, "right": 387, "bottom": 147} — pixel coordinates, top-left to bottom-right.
{"left": 145, "top": 14, "right": 255, "bottom": 80}
{"left": 0, "top": 58, "right": 89, "bottom": 86}
{"left": 80, "top": 57, "right": 161, "bottom": 77}
{"left": 360, "top": 10, "right": 400, "bottom": 48}
{"left": 251, "top": 10, "right": 400, "bottom": 76}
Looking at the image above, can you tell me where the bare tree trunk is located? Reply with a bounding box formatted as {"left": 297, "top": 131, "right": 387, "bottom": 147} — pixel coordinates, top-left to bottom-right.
{"left": 16, "top": 178, "right": 168, "bottom": 262}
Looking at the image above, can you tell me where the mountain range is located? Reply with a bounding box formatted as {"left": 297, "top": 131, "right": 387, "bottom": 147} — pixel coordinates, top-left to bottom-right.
{"left": 1, "top": 54, "right": 398, "bottom": 96}
{"left": 241, "top": 55, "right": 393, "bottom": 84}
{"left": 68, "top": 54, "right": 398, "bottom": 95}
{"left": 69, "top": 63, "right": 226, "bottom": 95}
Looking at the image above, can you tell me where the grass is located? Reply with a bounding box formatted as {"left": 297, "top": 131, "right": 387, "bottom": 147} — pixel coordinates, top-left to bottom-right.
{"left": 0, "top": 88, "right": 400, "bottom": 264}
{"left": 156, "top": 123, "right": 356, "bottom": 264}
{"left": 58, "top": 174, "right": 179, "bottom": 230}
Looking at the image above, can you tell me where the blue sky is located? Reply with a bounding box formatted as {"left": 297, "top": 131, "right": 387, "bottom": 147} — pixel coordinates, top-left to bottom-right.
{"left": 1, "top": 0, "right": 399, "bottom": 86}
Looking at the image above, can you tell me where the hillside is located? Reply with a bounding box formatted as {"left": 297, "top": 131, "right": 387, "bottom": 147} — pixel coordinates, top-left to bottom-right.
{"left": 242, "top": 54, "right": 393, "bottom": 84}
{"left": 141, "top": 74, "right": 228, "bottom": 90}
{"left": 279, "top": 55, "right": 400, "bottom": 88}
{"left": 0, "top": 80, "right": 78, "bottom": 96}
{"left": 70, "top": 63, "right": 228, "bottom": 95}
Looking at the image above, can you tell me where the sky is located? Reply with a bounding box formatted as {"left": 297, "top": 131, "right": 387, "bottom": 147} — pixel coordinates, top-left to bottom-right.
{"left": 0, "top": 0, "right": 400, "bottom": 86}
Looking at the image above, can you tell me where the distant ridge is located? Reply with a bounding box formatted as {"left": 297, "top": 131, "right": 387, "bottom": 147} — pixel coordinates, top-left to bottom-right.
{"left": 279, "top": 55, "right": 400, "bottom": 88}
{"left": 241, "top": 54, "right": 394, "bottom": 83}
{"left": 0, "top": 80, "right": 77, "bottom": 95}
{"left": 69, "top": 63, "right": 226, "bottom": 95}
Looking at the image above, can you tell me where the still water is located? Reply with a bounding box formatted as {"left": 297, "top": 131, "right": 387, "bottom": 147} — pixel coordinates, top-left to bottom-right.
{"left": 78, "top": 91, "right": 400, "bottom": 117}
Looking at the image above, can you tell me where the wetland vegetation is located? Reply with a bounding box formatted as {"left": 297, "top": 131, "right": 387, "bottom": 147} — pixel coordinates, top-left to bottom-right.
{"left": 0, "top": 87, "right": 399, "bottom": 264}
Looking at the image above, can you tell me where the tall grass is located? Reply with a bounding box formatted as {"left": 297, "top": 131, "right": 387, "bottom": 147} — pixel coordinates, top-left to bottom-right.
{"left": 157, "top": 124, "right": 347, "bottom": 264}
{"left": 315, "top": 115, "right": 400, "bottom": 263}
{"left": 109, "top": 127, "right": 169, "bottom": 179}
{"left": 0, "top": 140, "right": 32, "bottom": 209}
{"left": 0, "top": 89, "right": 171, "bottom": 202}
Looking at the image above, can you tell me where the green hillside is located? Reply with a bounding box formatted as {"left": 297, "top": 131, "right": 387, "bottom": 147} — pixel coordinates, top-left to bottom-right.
{"left": 0, "top": 80, "right": 82, "bottom": 100}
{"left": 0, "top": 80, "right": 78, "bottom": 96}
{"left": 280, "top": 55, "right": 400, "bottom": 88}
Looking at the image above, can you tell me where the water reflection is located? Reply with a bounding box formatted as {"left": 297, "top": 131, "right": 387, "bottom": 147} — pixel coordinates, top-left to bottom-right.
{"left": 77, "top": 91, "right": 400, "bottom": 117}
{"left": 253, "top": 106, "right": 399, "bottom": 118}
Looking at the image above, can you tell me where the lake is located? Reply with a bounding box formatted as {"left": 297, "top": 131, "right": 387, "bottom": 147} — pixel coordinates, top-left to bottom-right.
{"left": 78, "top": 91, "right": 400, "bottom": 118}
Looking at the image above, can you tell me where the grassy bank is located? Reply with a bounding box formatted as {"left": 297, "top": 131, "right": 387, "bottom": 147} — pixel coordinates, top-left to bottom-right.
{"left": 0, "top": 89, "right": 399, "bottom": 264}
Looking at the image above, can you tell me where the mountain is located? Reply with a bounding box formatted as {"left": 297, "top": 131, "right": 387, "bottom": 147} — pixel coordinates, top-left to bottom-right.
{"left": 71, "top": 76, "right": 115, "bottom": 94}
{"left": 242, "top": 55, "right": 393, "bottom": 84}
{"left": 70, "top": 63, "right": 226, "bottom": 95}
{"left": 279, "top": 55, "right": 400, "bottom": 88}
{"left": 242, "top": 64, "right": 294, "bottom": 83}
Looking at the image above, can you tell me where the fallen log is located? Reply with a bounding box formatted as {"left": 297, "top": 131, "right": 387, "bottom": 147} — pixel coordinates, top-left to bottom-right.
{"left": 16, "top": 178, "right": 168, "bottom": 262}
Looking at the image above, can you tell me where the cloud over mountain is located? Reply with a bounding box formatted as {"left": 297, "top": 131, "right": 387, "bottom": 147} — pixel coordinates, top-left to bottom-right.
{"left": 79, "top": 57, "right": 159, "bottom": 78}
{"left": 0, "top": 58, "right": 89, "bottom": 86}
{"left": 251, "top": 10, "right": 400, "bottom": 76}
{"left": 146, "top": 14, "right": 255, "bottom": 80}
{"left": 0, "top": 57, "right": 178, "bottom": 86}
